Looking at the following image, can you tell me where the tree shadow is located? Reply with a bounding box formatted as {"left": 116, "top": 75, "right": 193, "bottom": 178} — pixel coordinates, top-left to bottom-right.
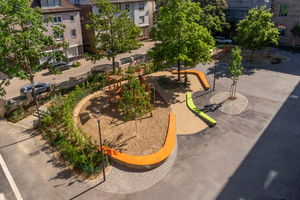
{"left": 206, "top": 63, "right": 258, "bottom": 80}
{"left": 103, "top": 133, "right": 135, "bottom": 152}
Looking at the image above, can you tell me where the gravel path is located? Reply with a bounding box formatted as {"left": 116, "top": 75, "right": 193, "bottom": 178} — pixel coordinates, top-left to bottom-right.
{"left": 86, "top": 137, "right": 178, "bottom": 194}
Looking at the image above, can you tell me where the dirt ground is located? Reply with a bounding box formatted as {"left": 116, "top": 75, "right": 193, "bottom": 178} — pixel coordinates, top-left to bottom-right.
{"left": 212, "top": 47, "right": 288, "bottom": 63}
{"left": 78, "top": 90, "right": 171, "bottom": 156}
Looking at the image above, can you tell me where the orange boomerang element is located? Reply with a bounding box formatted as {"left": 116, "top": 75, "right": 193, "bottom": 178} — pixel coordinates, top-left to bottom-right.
{"left": 99, "top": 113, "right": 176, "bottom": 170}
{"left": 172, "top": 70, "right": 210, "bottom": 90}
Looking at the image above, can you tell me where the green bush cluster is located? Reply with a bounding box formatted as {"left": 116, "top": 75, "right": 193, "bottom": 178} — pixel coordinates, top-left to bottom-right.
{"left": 41, "top": 82, "right": 107, "bottom": 174}
{"left": 72, "top": 62, "right": 82, "bottom": 68}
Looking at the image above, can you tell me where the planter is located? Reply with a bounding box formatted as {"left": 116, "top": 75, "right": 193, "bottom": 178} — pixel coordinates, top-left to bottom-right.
{"left": 271, "top": 58, "right": 281, "bottom": 64}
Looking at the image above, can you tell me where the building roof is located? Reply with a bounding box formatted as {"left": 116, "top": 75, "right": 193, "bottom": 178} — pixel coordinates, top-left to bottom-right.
{"left": 30, "top": 0, "right": 80, "bottom": 14}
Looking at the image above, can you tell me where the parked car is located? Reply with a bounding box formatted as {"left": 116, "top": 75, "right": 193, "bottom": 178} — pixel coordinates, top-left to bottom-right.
{"left": 20, "top": 82, "right": 51, "bottom": 97}
{"left": 48, "top": 62, "right": 72, "bottom": 72}
{"left": 214, "top": 36, "right": 233, "bottom": 44}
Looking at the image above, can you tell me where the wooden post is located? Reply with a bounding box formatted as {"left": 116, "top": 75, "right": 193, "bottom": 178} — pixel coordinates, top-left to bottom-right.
{"left": 113, "top": 79, "right": 116, "bottom": 109}
{"left": 120, "top": 78, "right": 122, "bottom": 95}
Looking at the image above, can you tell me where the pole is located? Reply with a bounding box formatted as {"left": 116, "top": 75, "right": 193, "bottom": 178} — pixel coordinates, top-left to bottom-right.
{"left": 213, "top": 48, "right": 218, "bottom": 91}
{"left": 96, "top": 111, "right": 106, "bottom": 181}
{"left": 31, "top": 81, "right": 42, "bottom": 131}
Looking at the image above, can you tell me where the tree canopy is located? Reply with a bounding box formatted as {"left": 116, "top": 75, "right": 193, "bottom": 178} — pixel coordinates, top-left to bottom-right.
{"left": 234, "top": 6, "right": 279, "bottom": 61}
{"left": 193, "top": 0, "right": 230, "bottom": 33}
{"left": 119, "top": 74, "right": 153, "bottom": 137}
{"left": 85, "top": 0, "right": 143, "bottom": 74}
{"left": 0, "top": 0, "right": 69, "bottom": 97}
{"left": 148, "top": 0, "right": 215, "bottom": 81}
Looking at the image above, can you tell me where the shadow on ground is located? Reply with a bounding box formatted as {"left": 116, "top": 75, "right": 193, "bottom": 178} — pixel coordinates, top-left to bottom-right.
{"left": 216, "top": 81, "right": 300, "bottom": 200}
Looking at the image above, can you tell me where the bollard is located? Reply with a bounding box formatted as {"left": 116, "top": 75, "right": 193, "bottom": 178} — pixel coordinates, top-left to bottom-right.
{"left": 130, "top": 56, "right": 134, "bottom": 63}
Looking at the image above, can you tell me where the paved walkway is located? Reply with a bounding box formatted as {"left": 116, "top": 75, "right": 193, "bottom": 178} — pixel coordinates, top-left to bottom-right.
{"left": 146, "top": 71, "right": 208, "bottom": 135}
{"left": 0, "top": 48, "right": 300, "bottom": 199}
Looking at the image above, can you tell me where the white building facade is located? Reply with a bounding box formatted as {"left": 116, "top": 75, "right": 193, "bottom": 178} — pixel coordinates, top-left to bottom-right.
{"left": 69, "top": 0, "right": 155, "bottom": 53}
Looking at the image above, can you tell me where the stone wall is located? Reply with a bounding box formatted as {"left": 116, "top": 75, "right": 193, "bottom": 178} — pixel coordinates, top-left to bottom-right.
{"left": 271, "top": 0, "right": 300, "bottom": 46}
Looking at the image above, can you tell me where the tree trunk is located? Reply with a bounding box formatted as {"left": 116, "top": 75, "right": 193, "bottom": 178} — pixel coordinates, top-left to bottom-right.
{"left": 112, "top": 56, "right": 115, "bottom": 75}
{"left": 29, "top": 71, "right": 42, "bottom": 130}
{"left": 293, "top": 39, "right": 295, "bottom": 48}
{"left": 177, "top": 60, "right": 180, "bottom": 81}
{"left": 250, "top": 49, "right": 254, "bottom": 61}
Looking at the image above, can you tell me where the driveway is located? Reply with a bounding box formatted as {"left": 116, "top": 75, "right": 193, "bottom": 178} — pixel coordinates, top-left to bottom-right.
{"left": 0, "top": 48, "right": 300, "bottom": 199}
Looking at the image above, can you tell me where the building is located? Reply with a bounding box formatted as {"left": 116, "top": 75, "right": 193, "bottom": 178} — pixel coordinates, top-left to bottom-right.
{"left": 226, "top": 0, "right": 272, "bottom": 20}
{"left": 30, "top": 0, "right": 84, "bottom": 64}
{"left": 271, "top": 0, "right": 300, "bottom": 47}
{"left": 69, "top": 0, "right": 155, "bottom": 53}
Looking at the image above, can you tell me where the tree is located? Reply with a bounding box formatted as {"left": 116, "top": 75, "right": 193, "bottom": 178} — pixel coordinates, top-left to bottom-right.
{"left": 290, "top": 22, "right": 300, "bottom": 48}
{"left": 119, "top": 74, "right": 153, "bottom": 137}
{"left": 0, "top": 0, "right": 68, "bottom": 124}
{"left": 148, "top": 0, "right": 215, "bottom": 82}
{"left": 193, "top": 0, "right": 230, "bottom": 33}
{"left": 85, "top": 0, "right": 143, "bottom": 74}
{"left": 228, "top": 46, "right": 243, "bottom": 100}
{"left": 154, "top": 0, "right": 223, "bottom": 34}
{"left": 234, "top": 6, "right": 279, "bottom": 61}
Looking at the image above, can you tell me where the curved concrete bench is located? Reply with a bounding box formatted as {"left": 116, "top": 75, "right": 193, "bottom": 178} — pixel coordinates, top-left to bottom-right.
{"left": 186, "top": 93, "right": 216, "bottom": 127}
{"left": 99, "top": 113, "right": 176, "bottom": 170}
{"left": 172, "top": 70, "right": 210, "bottom": 90}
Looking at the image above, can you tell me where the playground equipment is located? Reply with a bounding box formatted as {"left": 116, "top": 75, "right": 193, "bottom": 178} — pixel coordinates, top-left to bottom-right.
{"left": 107, "top": 69, "right": 155, "bottom": 110}
{"left": 108, "top": 73, "right": 123, "bottom": 109}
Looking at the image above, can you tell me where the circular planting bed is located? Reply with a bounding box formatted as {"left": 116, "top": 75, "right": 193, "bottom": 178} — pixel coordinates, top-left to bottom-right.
{"left": 77, "top": 90, "right": 171, "bottom": 156}
{"left": 210, "top": 92, "right": 248, "bottom": 115}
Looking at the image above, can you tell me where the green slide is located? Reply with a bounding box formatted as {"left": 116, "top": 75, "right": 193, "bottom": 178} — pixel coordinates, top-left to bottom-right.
{"left": 186, "top": 93, "right": 217, "bottom": 127}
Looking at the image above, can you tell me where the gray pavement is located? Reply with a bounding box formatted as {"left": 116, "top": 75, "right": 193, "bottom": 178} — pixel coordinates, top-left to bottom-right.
{"left": 0, "top": 48, "right": 300, "bottom": 199}
{"left": 3, "top": 41, "right": 155, "bottom": 101}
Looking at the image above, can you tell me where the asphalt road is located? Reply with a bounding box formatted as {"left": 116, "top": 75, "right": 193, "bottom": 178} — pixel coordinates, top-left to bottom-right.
{"left": 0, "top": 158, "right": 17, "bottom": 200}
{"left": 2, "top": 41, "right": 155, "bottom": 102}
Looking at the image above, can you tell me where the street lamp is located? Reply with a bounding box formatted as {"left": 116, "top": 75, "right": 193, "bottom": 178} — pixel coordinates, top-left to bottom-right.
{"left": 213, "top": 48, "right": 218, "bottom": 91}
{"left": 96, "top": 110, "right": 106, "bottom": 181}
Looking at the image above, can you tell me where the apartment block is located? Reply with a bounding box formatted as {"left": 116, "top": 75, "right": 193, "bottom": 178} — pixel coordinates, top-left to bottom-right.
{"left": 69, "top": 0, "right": 155, "bottom": 54}
{"left": 271, "top": 0, "right": 300, "bottom": 46}
{"left": 226, "top": 0, "right": 272, "bottom": 20}
{"left": 30, "top": 0, "right": 84, "bottom": 64}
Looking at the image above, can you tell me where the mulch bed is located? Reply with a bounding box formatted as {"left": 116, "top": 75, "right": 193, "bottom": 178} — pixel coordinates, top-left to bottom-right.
{"left": 78, "top": 90, "right": 171, "bottom": 156}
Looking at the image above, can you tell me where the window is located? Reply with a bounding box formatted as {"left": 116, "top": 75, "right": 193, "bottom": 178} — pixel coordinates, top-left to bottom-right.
{"left": 56, "top": 33, "right": 64, "bottom": 40}
{"left": 55, "top": 0, "right": 60, "bottom": 6}
{"left": 70, "top": 14, "right": 74, "bottom": 22}
{"left": 278, "top": 25, "right": 286, "bottom": 36}
{"left": 140, "top": 27, "right": 145, "bottom": 36}
{"left": 125, "top": 4, "right": 130, "bottom": 12}
{"left": 67, "top": 47, "right": 78, "bottom": 58}
{"left": 41, "top": 0, "right": 47, "bottom": 7}
{"left": 71, "top": 29, "right": 76, "bottom": 37}
{"left": 41, "top": 0, "right": 60, "bottom": 7}
{"left": 139, "top": 3, "right": 144, "bottom": 11}
{"left": 279, "top": 4, "right": 289, "bottom": 17}
{"left": 54, "top": 16, "right": 62, "bottom": 24}
{"left": 139, "top": 16, "right": 144, "bottom": 24}
{"left": 48, "top": 0, "right": 54, "bottom": 6}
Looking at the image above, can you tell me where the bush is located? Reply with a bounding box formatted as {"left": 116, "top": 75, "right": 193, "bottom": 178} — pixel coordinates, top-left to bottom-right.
{"left": 40, "top": 83, "right": 107, "bottom": 174}
{"left": 72, "top": 62, "right": 82, "bottom": 68}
